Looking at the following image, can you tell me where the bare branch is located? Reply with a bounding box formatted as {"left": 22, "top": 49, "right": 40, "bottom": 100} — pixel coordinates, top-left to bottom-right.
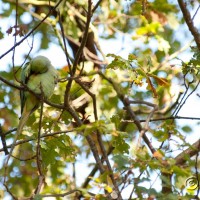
{"left": 58, "top": 12, "right": 72, "bottom": 74}
{"left": 40, "top": 189, "right": 90, "bottom": 198}
{"left": 122, "top": 115, "right": 200, "bottom": 123}
{"left": 175, "top": 139, "right": 200, "bottom": 166}
{"left": 178, "top": 0, "right": 200, "bottom": 50}
{"left": 99, "top": 71, "right": 156, "bottom": 154}
{"left": 71, "top": 0, "right": 92, "bottom": 74}
{"left": 173, "top": 81, "right": 200, "bottom": 116}
{"left": 0, "top": 75, "right": 23, "bottom": 90}
{"left": 195, "top": 140, "right": 200, "bottom": 197}
{"left": 92, "top": 0, "right": 103, "bottom": 13}
{"left": 0, "top": 124, "right": 9, "bottom": 155}
{"left": 0, "top": 129, "right": 75, "bottom": 153}
{"left": 0, "top": 0, "right": 64, "bottom": 60}
{"left": 128, "top": 100, "right": 158, "bottom": 150}
{"left": 192, "top": 4, "right": 200, "bottom": 20}
{"left": 34, "top": 98, "right": 45, "bottom": 195}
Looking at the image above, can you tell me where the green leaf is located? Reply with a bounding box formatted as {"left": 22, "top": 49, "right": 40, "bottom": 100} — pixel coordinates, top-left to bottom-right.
{"left": 106, "top": 54, "right": 130, "bottom": 70}
{"left": 172, "top": 166, "right": 190, "bottom": 176}
{"left": 33, "top": 194, "right": 42, "bottom": 200}
{"left": 41, "top": 140, "right": 59, "bottom": 168}
{"left": 128, "top": 54, "right": 137, "bottom": 61}
{"left": 113, "top": 154, "right": 129, "bottom": 169}
{"left": 113, "top": 134, "right": 130, "bottom": 154}
{"left": 182, "top": 126, "right": 192, "bottom": 133}
{"left": 136, "top": 22, "right": 162, "bottom": 35}
{"left": 83, "top": 120, "right": 106, "bottom": 136}
{"left": 153, "top": 130, "right": 169, "bottom": 142}
{"left": 110, "top": 114, "right": 120, "bottom": 129}
{"left": 41, "top": 135, "right": 76, "bottom": 168}
{"left": 0, "top": 28, "right": 3, "bottom": 39}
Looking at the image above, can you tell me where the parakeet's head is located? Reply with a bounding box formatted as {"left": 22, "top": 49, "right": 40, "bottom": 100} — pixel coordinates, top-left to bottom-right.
{"left": 30, "top": 56, "right": 51, "bottom": 73}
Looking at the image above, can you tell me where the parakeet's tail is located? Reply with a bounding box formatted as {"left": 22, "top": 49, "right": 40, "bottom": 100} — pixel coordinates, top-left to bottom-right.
{"left": 4, "top": 109, "right": 31, "bottom": 167}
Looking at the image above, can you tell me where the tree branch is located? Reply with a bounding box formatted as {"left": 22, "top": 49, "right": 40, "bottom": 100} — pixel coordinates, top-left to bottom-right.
{"left": 99, "top": 72, "right": 156, "bottom": 154}
{"left": 34, "top": 99, "right": 45, "bottom": 195}
{"left": 175, "top": 139, "right": 200, "bottom": 166}
{"left": 122, "top": 115, "right": 200, "bottom": 123}
{"left": 0, "top": 124, "right": 9, "bottom": 155}
{"left": 71, "top": 0, "right": 92, "bottom": 74}
{"left": 0, "top": 0, "right": 64, "bottom": 60}
{"left": 0, "top": 129, "right": 75, "bottom": 153}
{"left": 178, "top": 0, "right": 200, "bottom": 50}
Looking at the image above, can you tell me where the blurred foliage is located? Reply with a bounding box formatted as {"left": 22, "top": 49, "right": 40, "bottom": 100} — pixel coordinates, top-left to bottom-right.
{"left": 0, "top": 0, "right": 200, "bottom": 199}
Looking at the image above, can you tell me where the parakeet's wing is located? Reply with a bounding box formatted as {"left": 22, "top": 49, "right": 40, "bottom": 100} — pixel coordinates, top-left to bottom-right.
{"left": 20, "top": 62, "right": 31, "bottom": 114}
{"left": 27, "top": 65, "right": 58, "bottom": 98}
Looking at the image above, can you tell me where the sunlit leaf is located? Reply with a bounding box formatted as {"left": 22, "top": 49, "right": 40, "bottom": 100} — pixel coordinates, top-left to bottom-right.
{"left": 106, "top": 54, "right": 130, "bottom": 70}
{"left": 153, "top": 150, "right": 164, "bottom": 160}
{"left": 105, "top": 185, "right": 113, "bottom": 193}
{"left": 128, "top": 53, "right": 137, "bottom": 61}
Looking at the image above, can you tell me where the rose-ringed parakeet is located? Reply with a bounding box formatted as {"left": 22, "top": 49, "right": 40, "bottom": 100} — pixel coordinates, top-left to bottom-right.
{"left": 5, "top": 56, "right": 58, "bottom": 166}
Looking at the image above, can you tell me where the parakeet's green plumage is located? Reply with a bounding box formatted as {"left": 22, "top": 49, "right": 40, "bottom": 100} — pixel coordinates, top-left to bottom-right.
{"left": 20, "top": 56, "right": 58, "bottom": 115}
{"left": 5, "top": 56, "right": 58, "bottom": 166}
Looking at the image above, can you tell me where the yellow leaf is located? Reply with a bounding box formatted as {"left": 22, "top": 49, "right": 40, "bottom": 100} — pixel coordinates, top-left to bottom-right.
{"left": 128, "top": 54, "right": 137, "bottom": 61}
{"left": 153, "top": 151, "right": 163, "bottom": 159}
{"left": 133, "top": 76, "right": 143, "bottom": 86}
{"left": 105, "top": 185, "right": 113, "bottom": 193}
{"left": 111, "top": 131, "right": 119, "bottom": 137}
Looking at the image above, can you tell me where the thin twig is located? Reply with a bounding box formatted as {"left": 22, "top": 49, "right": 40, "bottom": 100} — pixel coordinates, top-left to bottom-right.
{"left": 173, "top": 81, "right": 200, "bottom": 116}
{"left": 122, "top": 115, "right": 200, "bottom": 123}
{"left": 75, "top": 79, "right": 98, "bottom": 120}
{"left": 58, "top": 11, "right": 72, "bottom": 74}
{"left": 0, "top": 0, "right": 63, "bottom": 60}
{"left": 194, "top": 140, "right": 200, "bottom": 197}
{"left": 156, "top": 40, "right": 193, "bottom": 71}
{"left": 192, "top": 4, "right": 200, "bottom": 20}
{"left": 128, "top": 100, "right": 158, "bottom": 130}
{"left": 99, "top": 71, "right": 156, "bottom": 154}
{"left": 0, "top": 124, "right": 9, "bottom": 155}
{"left": 4, "top": 0, "right": 106, "bottom": 66}
{"left": 12, "top": 0, "right": 18, "bottom": 78}
{"left": 71, "top": 0, "right": 92, "bottom": 74}
{"left": 0, "top": 73, "right": 23, "bottom": 90}
{"left": 34, "top": 99, "right": 45, "bottom": 195}
{"left": 96, "top": 130, "right": 123, "bottom": 199}
{"left": 40, "top": 189, "right": 90, "bottom": 198}
{"left": 128, "top": 100, "right": 158, "bottom": 149}
{"left": 92, "top": 0, "right": 103, "bottom": 13}
{"left": 0, "top": 129, "right": 75, "bottom": 153}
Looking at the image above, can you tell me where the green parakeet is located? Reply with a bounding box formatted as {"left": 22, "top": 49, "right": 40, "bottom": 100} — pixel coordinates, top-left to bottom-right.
{"left": 5, "top": 55, "right": 58, "bottom": 165}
